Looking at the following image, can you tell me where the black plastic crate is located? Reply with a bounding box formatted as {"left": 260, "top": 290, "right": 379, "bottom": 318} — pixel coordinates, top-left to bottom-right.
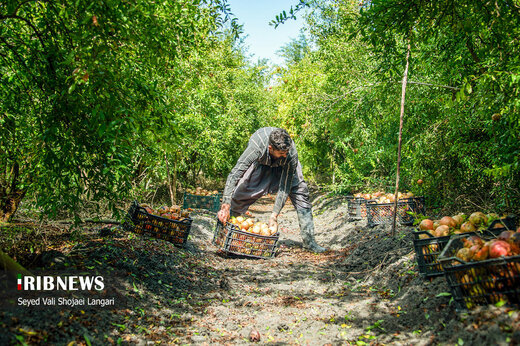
{"left": 486, "top": 215, "right": 517, "bottom": 231}
{"left": 366, "top": 197, "right": 425, "bottom": 227}
{"left": 123, "top": 201, "right": 193, "bottom": 247}
{"left": 439, "top": 234, "right": 520, "bottom": 310}
{"left": 212, "top": 220, "right": 279, "bottom": 259}
{"left": 182, "top": 192, "right": 222, "bottom": 213}
{"left": 413, "top": 215, "right": 516, "bottom": 278}
{"left": 413, "top": 231, "right": 452, "bottom": 278}
{"left": 347, "top": 197, "right": 369, "bottom": 221}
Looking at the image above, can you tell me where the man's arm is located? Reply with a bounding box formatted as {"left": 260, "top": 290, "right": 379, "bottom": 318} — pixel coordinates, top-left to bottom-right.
{"left": 218, "top": 143, "right": 262, "bottom": 223}
{"left": 221, "top": 144, "right": 261, "bottom": 206}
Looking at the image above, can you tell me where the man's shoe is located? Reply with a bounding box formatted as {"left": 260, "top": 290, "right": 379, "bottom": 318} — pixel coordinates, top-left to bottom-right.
{"left": 296, "top": 208, "right": 327, "bottom": 253}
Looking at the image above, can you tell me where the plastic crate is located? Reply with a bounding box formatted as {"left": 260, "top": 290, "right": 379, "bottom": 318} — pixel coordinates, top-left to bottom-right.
{"left": 347, "top": 197, "right": 369, "bottom": 221}
{"left": 212, "top": 220, "right": 279, "bottom": 259}
{"left": 413, "top": 231, "right": 453, "bottom": 278}
{"left": 182, "top": 192, "right": 222, "bottom": 213}
{"left": 413, "top": 215, "right": 516, "bottom": 278}
{"left": 487, "top": 215, "right": 517, "bottom": 231}
{"left": 366, "top": 197, "right": 425, "bottom": 227}
{"left": 439, "top": 234, "right": 520, "bottom": 310}
{"left": 123, "top": 201, "right": 193, "bottom": 247}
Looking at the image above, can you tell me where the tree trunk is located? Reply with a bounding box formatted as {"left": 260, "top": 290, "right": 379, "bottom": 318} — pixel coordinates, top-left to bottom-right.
{"left": 392, "top": 41, "right": 411, "bottom": 236}
{"left": 164, "top": 152, "right": 175, "bottom": 207}
{"left": 0, "top": 162, "right": 26, "bottom": 222}
{"left": 173, "top": 153, "right": 178, "bottom": 203}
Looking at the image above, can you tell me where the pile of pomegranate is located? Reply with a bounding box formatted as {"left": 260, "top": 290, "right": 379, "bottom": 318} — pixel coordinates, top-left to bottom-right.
{"left": 417, "top": 212, "right": 508, "bottom": 238}
{"left": 228, "top": 216, "right": 277, "bottom": 236}
{"left": 353, "top": 191, "right": 415, "bottom": 204}
{"left": 140, "top": 203, "right": 191, "bottom": 220}
{"left": 455, "top": 229, "right": 520, "bottom": 262}
{"left": 185, "top": 187, "right": 219, "bottom": 196}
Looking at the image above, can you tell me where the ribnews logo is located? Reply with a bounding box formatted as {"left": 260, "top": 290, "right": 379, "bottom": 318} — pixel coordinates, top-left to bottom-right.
{"left": 0, "top": 272, "right": 126, "bottom": 309}
{"left": 16, "top": 273, "right": 104, "bottom": 291}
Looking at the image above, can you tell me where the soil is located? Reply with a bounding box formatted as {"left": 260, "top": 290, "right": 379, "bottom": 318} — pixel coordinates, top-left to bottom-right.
{"left": 1, "top": 192, "right": 519, "bottom": 345}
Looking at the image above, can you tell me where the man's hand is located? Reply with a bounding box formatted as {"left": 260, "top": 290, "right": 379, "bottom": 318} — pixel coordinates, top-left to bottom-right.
{"left": 217, "top": 204, "right": 231, "bottom": 224}
{"left": 268, "top": 212, "right": 278, "bottom": 233}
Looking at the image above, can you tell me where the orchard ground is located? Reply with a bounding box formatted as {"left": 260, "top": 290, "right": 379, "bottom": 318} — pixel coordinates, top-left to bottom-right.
{"left": 1, "top": 191, "right": 519, "bottom": 345}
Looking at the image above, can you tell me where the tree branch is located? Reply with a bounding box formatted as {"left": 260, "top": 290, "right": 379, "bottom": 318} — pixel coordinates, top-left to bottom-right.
{"left": 406, "top": 80, "right": 460, "bottom": 91}
{"left": 0, "top": 35, "right": 47, "bottom": 94}
{"left": 0, "top": 0, "right": 36, "bottom": 18}
{"left": 300, "top": 79, "right": 460, "bottom": 113}
{"left": 0, "top": 14, "right": 46, "bottom": 48}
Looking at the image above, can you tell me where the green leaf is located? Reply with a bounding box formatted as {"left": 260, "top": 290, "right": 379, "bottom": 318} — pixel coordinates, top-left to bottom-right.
{"left": 436, "top": 292, "right": 452, "bottom": 297}
{"left": 495, "top": 300, "right": 507, "bottom": 307}
{"left": 84, "top": 334, "right": 92, "bottom": 346}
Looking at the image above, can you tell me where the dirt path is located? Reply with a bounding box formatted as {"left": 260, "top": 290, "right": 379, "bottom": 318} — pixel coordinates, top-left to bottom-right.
{"left": 180, "top": 194, "right": 520, "bottom": 345}
{"left": 1, "top": 193, "right": 519, "bottom": 345}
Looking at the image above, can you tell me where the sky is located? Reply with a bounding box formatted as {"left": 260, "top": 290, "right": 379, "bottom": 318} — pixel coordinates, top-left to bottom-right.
{"left": 226, "top": 0, "right": 307, "bottom": 66}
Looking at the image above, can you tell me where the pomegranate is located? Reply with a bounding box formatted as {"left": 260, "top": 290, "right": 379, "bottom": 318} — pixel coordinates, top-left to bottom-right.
{"left": 469, "top": 244, "right": 481, "bottom": 255}
{"left": 473, "top": 245, "right": 489, "bottom": 261}
{"left": 489, "top": 240, "right": 511, "bottom": 258}
{"left": 439, "top": 216, "right": 457, "bottom": 229}
{"left": 249, "top": 328, "right": 261, "bottom": 342}
{"left": 468, "top": 212, "right": 487, "bottom": 227}
{"left": 492, "top": 220, "right": 507, "bottom": 229}
{"left": 419, "top": 219, "right": 434, "bottom": 231}
{"left": 252, "top": 224, "right": 262, "bottom": 234}
{"left": 434, "top": 225, "right": 450, "bottom": 237}
{"left": 460, "top": 222, "right": 477, "bottom": 233}
{"left": 169, "top": 205, "right": 181, "bottom": 214}
{"left": 508, "top": 232, "right": 520, "bottom": 254}
{"left": 452, "top": 215, "right": 464, "bottom": 228}
{"left": 498, "top": 230, "right": 515, "bottom": 242}
{"left": 463, "top": 235, "right": 484, "bottom": 248}
{"left": 259, "top": 227, "right": 270, "bottom": 236}
{"left": 181, "top": 210, "right": 190, "bottom": 218}
{"left": 456, "top": 247, "right": 474, "bottom": 262}
{"left": 157, "top": 206, "right": 169, "bottom": 214}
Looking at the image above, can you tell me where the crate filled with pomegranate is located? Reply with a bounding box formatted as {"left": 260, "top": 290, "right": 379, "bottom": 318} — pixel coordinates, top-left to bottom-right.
{"left": 182, "top": 187, "right": 222, "bottom": 213}
{"left": 123, "top": 201, "right": 193, "bottom": 247}
{"left": 213, "top": 216, "right": 279, "bottom": 259}
{"left": 363, "top": 192, "right": 424, "bottom": 227}
{"left": 348, "top": 192, "right": 423, "bottom": 223}
{"left": 439, "top": 226, "right": 520, "bottom": 310}
{"left": 413, "top": 213, "right": 516, "bottom": 278}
